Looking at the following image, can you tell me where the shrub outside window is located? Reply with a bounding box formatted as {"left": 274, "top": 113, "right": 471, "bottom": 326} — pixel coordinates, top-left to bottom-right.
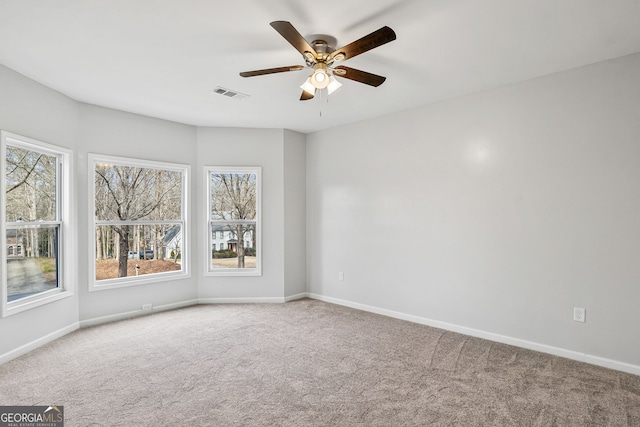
{"left": 206, "top": 166, "right": 261, "bottom": 276}
{"left": 1, "top": 131, "right": 74, "bottom": 316}
{"left": 89, "top": 154, "right": 189, "bottom": 290}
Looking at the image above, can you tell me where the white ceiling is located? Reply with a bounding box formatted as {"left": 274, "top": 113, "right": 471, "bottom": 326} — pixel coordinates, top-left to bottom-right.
{"left": 1, "top": 0, "right": 640, "bottom": 134}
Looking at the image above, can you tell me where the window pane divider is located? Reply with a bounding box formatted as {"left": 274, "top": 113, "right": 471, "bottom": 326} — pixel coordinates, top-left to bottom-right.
{"left": 209, "top": 220, "right": 256, "bottom": 224}
{"left": 6, "top": 221, "right": 62, "bottom": 227}
{"left": 95, "top": 220, "right": 183, "bottom": 226}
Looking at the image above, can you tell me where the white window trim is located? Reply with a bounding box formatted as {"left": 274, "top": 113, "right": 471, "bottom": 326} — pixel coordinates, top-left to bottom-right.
{"left": 1, "top": 131, "right": 75, "bottom": 317}
{"left": 204, "top": 166, "right": 262, "bottom": 277}
{"left": 88, "top": 153, "right": 190, "bottom": 291}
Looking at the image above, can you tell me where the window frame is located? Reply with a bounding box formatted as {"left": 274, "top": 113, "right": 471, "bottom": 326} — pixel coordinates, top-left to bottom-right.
{"left": 205, "top": 166, "right": 261, "bottom": 277}
{"left": 88, "top": 153, "right": 190, "bottom": 291}
{"left": 1, "top": 131, "right": 74, "bottom": 317}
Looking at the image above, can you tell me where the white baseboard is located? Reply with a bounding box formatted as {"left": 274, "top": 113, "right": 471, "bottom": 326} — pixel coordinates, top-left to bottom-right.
{"left": 153, "top": 299, "right": 199, "bottom": 312}
{"left": 198, "top": 297, "right": 285, "bottom": 304}
{"left": 7, "top": 293, "right": 638, "bottom": 377}
{"left": 307, "top": 293, "right": 640, "bottom": 377}
{"left": 0, "top": 322, "right": 79, "bottom": 365}
{"left": 584, "top": 354, "right": 640, "bottom": 376}
{"left": 79, "top": 297, "right": 288, "bottom": 328}
{"left": 284, "top": 292, "right": 308, "bottom": 302}
{"left": 79, "top": 299, "right": 198, "bottom": 328}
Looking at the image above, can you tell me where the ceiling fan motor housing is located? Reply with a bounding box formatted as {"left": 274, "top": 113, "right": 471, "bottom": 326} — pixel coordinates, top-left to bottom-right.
{"left": 311, "top": 40, "right": 333, "bottom": 58}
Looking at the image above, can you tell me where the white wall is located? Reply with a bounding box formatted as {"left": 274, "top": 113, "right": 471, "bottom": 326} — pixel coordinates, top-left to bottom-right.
{"left": 306, "top": 53, "right": 640, "bottom": 369}
{"left": 0, "top": 65, "right": 80, "bottom": 357}
{"left": 77, "top": 104, "right": 199, "bottom": 321}
{"left": 196, "top": 127, "right": 287, "bottom": 300}
{"left": 283, "top": 130, "right": 307, "bottom": 298}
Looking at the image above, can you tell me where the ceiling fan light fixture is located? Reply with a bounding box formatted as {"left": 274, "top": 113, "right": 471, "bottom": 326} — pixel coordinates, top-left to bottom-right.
{"left": 300, "top": 77, "right": 316, "bottom": 95}
{"left": 327, "top": 76, "right": 342, "bottom": 95}
{"left": 311, "top": 68, "right": 330, "bottom": 89}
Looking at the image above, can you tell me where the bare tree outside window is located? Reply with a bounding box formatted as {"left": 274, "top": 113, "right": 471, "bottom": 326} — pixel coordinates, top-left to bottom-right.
{"left": 92, "top": 158, "right": 187, "bottom": 283}
{"left": 4, "top": 143, "right": 60, "bottom": 303}
{"left": 208, "top": 167, "right": 261, "bottom": 275}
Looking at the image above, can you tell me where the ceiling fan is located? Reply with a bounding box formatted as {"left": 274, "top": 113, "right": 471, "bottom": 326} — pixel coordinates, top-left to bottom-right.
{"left": 240, "top": 21, "right": 396, "bottom": 100}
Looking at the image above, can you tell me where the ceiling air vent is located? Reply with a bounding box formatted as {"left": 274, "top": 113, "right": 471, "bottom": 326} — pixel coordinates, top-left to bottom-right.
{"left": 213, "top": 87, "right": 249, "bottom": 100}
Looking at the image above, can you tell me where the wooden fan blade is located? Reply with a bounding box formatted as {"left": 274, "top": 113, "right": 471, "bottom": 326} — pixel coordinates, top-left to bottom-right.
{"left": 333, "top": 66, "right": 387, "bottom": 87}
{"left": 328, "top": 26, "right": 396, "bottom": 62}
{"left": 270, "top": 21, "right": 318, "bottom": 61}
{"left": 300, "top": 89, "right": 315, "bottom": 100}
{"left": 240, "top": 65, "right": 305, "bottom": 77}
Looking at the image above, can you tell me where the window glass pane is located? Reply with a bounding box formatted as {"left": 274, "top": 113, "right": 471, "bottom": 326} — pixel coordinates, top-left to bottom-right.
{"left": 94, "top": 224, "right": 183, "bottom": 281}
{"left": 90, "top": 155, "right": 188, "bottom": 289}
{"left": 2, "top": 133, "right": 70, "bottom": 313}
{"left": 210, "top": 173, "right": 257, "bottom": 220}
{"left": 6, "top": 226, "right": 59, "bottom": 302}
{"left": 5, "top": 146, "right": 57, "bottom": 222}
{"left": 211, "top": 222, "right": 256, "bottom": 269}
{"left": 95, "top": 164, "right": 182, "bottom": 221}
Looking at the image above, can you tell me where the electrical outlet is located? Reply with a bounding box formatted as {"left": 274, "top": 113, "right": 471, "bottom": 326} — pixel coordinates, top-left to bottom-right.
{"left": 573, "top": 307, "right": 586, "bottom": 323}
{"left": 338, "top": 272, "right": 344, "bottom": 281}
{"left": 142, "top": 303, "right": 152, "bottom": 311}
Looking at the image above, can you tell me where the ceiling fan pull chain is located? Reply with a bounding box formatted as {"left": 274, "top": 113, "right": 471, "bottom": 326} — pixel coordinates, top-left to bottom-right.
{"left": 320, "top": 89, "right": 327, "bottom": 117}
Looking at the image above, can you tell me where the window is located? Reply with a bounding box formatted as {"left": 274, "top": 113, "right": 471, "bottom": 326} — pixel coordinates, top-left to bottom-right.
{"left": 206, "top": 166, "right": 261, "bottom": 276}
{"left": 89, "top": 154, "right": 189, "bottom": 290}
{"left": 1, "top": 131, "right": 73, "bottom": 316}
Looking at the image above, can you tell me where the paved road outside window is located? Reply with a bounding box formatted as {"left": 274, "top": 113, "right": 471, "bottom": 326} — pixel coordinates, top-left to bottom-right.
{"left": 6, "top": 258, "right": 57, "bottom": 301}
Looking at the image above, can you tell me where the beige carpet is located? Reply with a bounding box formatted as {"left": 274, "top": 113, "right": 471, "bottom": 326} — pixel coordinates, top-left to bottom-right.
{"left": 1, "top": 299, "right": 639, "bottom": 426}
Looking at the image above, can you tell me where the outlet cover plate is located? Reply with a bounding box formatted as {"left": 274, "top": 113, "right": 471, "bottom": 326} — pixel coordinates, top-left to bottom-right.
{"left": 573, "top": 307, "right": 586, "bottom": 323}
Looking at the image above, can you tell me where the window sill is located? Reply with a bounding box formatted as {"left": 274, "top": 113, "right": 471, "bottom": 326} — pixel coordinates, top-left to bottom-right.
{"left": 205, "top": 269, "right": 262, "bottom": 277}
{"left": 89, "top": 270, "right": 190, "bottom": 292}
